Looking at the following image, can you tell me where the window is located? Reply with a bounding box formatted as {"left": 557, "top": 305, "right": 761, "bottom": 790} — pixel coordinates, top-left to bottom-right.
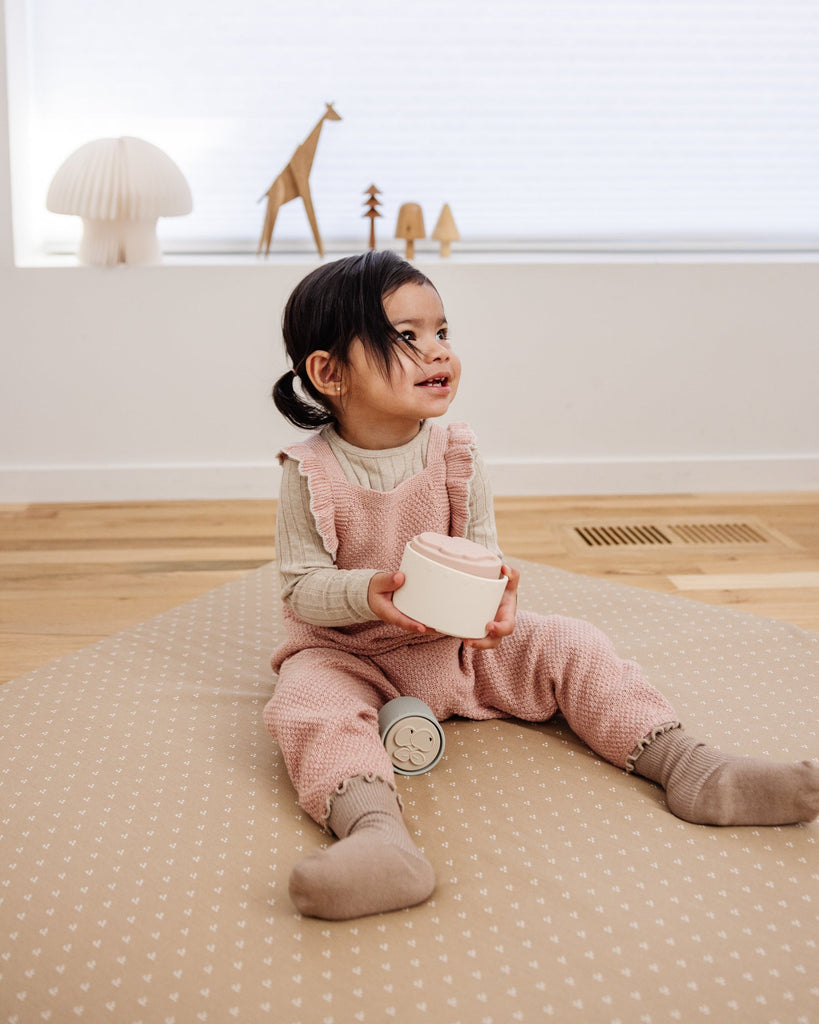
{"left": 7, "top": 0, "right": 819, "bottom": 254}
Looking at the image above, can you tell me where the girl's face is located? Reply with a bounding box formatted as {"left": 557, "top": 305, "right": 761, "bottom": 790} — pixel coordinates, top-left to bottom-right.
{"left": 335, "top": 282, "right": 461, "bottom": 449}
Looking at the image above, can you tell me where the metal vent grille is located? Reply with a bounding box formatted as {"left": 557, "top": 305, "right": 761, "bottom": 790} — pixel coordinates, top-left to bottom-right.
{"left": 566, "top": 516, "right": 792, "bottom": 551}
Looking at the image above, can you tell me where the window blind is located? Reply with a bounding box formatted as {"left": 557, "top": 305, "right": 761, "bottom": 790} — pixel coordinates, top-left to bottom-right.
{"left": 13, "top": 0, "right": 819, "bottom": 252}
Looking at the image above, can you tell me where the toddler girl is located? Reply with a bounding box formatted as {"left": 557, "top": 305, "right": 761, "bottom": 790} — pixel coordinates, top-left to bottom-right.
{"left": 265, "top": 251, "right": 818, "bottom": 921}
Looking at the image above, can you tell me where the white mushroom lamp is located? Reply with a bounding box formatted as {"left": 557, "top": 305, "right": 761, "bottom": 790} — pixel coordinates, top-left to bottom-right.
{"left": 46, "top": 137, "right": 193, "bottom": 266}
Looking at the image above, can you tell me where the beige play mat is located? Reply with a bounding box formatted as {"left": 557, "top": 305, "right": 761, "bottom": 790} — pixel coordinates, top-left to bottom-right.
{"left": 1, "top": 560, "right": 816, "bottom": 1023}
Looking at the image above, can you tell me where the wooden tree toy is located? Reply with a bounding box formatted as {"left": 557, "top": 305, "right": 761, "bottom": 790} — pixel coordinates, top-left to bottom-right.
{"left": 395, "top": 202, "right": 425, "bottom": 260}
{"left": 432, "top": 203, "right": 460, "bottom": 258}
{"left": 257, "top": 103, "right": 342, "bottom": 257}
{"left": 363, "top": 184, "right": 382, "bottom": 250}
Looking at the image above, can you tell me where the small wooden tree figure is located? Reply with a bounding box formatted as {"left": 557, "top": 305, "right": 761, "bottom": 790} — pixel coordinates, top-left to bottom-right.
{"left": 432, "top": 203, "right": 460, "bottom": 258}
{"left": 395, "top": 202, "right": 425, "bottom": 260}
{"left": 362, "top": 184, "right": 382, "bottom": 250}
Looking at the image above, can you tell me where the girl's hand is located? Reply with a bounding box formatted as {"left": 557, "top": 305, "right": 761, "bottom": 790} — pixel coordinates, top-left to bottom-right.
{"left": 368, "top": 571, "right": 428, "bottom": 634}
{"left": 464, "top": 564, "right": 520, "bottom": 651}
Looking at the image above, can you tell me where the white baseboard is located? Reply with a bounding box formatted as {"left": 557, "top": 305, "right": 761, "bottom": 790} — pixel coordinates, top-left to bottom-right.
{"left": 0, "top": 463, "right": 279, "bottom": 503}
{"left": 1, "top": 455, "right": 818, "bottom": 503}
{"left": 484, "top": 454, "right": 819, "bottom": 496}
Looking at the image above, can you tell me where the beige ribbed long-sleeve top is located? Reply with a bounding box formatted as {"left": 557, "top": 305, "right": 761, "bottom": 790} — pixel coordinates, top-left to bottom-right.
{"left": 276, "top": 421, "right": 500, "bottom": 627}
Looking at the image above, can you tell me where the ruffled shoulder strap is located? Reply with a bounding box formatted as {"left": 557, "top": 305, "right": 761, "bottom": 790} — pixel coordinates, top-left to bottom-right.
{"left": 277, "top": 432, "right": 346, "bottom": 559}
{"left": 438, "top": 421, "right": 477, "bottom": 539}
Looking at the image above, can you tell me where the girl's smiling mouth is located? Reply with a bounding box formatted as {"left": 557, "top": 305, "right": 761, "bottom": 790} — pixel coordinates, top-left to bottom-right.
{"left": 416, "top": 375, "right": 450, "bottom": 388}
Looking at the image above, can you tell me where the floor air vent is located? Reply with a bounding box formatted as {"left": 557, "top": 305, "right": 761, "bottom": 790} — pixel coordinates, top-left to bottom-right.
{"left": 567, "top": 516, "right": 793, "bottom": 551}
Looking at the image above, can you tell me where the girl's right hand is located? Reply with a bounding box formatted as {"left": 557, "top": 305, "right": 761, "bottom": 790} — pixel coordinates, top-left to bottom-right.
{"left": 368, "top": 571, "right": 428, "bottom": 634}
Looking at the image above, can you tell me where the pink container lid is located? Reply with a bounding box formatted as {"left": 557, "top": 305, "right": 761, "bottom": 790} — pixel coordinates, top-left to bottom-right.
{"left": 408, "top": 533, "right": 502, "bottom": 580}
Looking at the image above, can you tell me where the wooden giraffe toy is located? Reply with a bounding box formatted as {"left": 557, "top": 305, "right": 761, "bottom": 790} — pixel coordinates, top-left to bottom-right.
{"left": 257, "top": 103, "right": 342, "bottom": 257}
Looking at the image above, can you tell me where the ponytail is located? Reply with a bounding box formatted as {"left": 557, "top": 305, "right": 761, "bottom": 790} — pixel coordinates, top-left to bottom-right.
{"left": 272, "top": 369, "right": 334, "bottom": 430}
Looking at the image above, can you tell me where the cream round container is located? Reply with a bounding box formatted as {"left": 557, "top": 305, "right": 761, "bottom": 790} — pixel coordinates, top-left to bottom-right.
{"left": 392, "top": 532, "right": 507, "bottom": 639}
{"left": 378, "top": 696, "right": 445, "bottom": 775}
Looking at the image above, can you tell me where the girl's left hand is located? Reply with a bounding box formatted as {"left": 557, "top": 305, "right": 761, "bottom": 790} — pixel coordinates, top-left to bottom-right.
{"left": 464, "top": 564, "right": 520, "bottom": 651}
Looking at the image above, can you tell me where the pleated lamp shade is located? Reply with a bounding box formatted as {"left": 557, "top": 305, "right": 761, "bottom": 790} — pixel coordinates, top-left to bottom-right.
{"left": 46, "top": 137, "right": 193, "bottom": 266}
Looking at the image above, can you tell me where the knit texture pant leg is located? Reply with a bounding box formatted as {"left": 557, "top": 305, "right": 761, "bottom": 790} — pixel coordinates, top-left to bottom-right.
{"left": 264, "top": 647, "right": 399, "bottom": 824}
{"left": 469, "top": 611, "right": 679, "bottom": 769}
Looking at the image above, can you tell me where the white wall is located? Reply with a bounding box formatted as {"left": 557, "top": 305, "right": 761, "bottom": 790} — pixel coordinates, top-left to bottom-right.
{"left": 2, "top": 15, "right": 818, "bottom": 502}
{"left": 2, "top": 256, "right": 817, "bottom": 501}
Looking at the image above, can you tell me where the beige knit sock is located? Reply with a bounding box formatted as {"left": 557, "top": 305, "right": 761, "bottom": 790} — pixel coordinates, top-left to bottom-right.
{"left": 289, "top": 775, "right": 435, "bottom": 920}
{"left": 633, "top": 728, "right": 819, "bottom": 826}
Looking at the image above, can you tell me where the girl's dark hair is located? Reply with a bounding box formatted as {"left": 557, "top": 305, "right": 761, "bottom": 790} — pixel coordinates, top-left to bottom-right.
{"left": 272, "top": 250, "right": 433, "bottom": 429}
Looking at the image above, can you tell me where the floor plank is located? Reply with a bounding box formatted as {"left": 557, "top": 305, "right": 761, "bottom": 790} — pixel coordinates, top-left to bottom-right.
{"left": 669, "top": 571, "right": 819, "bottom": 590}
{"left": 2, "top": 492, "right": 817, "bottom": 685}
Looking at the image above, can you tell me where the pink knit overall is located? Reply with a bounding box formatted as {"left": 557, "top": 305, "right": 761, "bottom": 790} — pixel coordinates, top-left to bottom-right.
{"left": 265, "top": 423, "right": 678, "bottom": 824}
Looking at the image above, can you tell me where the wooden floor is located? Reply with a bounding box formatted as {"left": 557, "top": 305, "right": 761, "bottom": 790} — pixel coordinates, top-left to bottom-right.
{"left": 2, "top": 492, "right": 818, "bottom": 685}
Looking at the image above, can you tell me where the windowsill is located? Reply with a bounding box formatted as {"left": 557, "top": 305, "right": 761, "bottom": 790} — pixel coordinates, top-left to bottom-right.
{"left": 10, "top": 239, "right": 819, "bottom": 269}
